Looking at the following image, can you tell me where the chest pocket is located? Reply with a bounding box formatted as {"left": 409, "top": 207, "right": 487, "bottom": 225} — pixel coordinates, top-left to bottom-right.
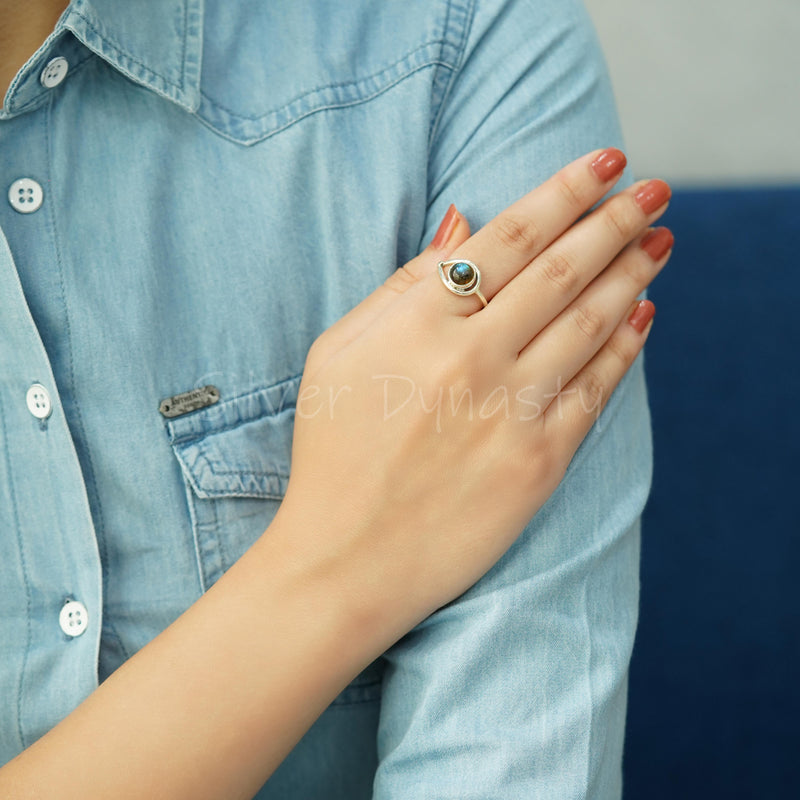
{"left": 166, "top": 373, "right": 384, "bottom": 705}
{"left": 167, "top": 376, "right": 300, "bottom": 591}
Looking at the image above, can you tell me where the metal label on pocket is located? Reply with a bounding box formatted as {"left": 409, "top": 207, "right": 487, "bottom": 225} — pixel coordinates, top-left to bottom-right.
{"left": 159, "top": 385, "right": 220, "bottom": 418}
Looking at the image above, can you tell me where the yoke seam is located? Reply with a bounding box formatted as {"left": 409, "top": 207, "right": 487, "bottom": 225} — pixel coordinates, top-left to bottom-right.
{"left": 427, "top": 0, "right": 476, "bottom": 157}
{"left": 198, "top": 39, "right": 452, "bottom": 122}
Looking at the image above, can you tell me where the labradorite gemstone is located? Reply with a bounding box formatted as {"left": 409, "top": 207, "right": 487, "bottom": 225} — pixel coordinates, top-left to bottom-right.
{"left": 450, "top": 262, "right": 475, "bottom": 285}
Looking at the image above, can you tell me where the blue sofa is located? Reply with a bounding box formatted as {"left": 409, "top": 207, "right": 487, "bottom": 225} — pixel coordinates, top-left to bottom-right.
{"left": 623, "top": 188, "right": 800, "bottom": 798}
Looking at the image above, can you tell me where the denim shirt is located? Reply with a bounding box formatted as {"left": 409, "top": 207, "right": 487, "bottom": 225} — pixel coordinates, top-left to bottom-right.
{"left": 0, "top": 0, "right": 651, "bottom": 796}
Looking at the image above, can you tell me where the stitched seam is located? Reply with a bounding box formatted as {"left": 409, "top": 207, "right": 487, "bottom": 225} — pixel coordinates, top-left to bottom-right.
{"left": 181, "top": 476, "right": 208, "bottom": 593}
{"left": 206, "top": 481, "right": 227, "bottom": 584}
{"left": 6, "top": 53, "right": 96, "bottom": 116}
{"left": 3, "top": 20, "right": 68, "bottom": 108}
{"left": 44, "top": 96, "right": 118, "bottom": 653}
{"left": 204, "top": 466, "right": 291, "bottom": 480}
{"left": 176, "top": 412, "right": 296, "bottom": 444}
{"left": 0, "top": 395, "right": 34, "bottom": 750}
{"left": 428, "top": 0, "right": 476, "bottom": 158}
{"left": 69, "top": 7, "right": 179, "bottom": 89}
{"left": 171, "top": 408, "right": 295, "bottom": 443}
{"left": 194, "top": 488, "right": 286, "bottom": 500}
{"left": 199, "top": 40, "right": 449, "bottom": 122}
{"left": 167, "top": 374, "right": 303, "bottom": 445}
{"left": 182, "top": 0, "right": 204, "bottom": 94}
{"left": 197, "top": 59, "right": 452, "bottom": 147}
{"left": 426, "top": 0, "right": 455, "bottom": 146}
{"left": 180, "top": 0, "right": 188, "bottom": 90}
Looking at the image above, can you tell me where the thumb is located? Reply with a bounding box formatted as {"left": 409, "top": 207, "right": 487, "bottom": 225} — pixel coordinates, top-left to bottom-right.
{"left": 382, "top": 204, "right": 471, "bottom": 291}
{"left": 304, "top": 206, "right": 470, "bottom": 375}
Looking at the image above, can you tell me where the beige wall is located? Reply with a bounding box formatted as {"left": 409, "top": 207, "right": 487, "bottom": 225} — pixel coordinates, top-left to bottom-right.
{"left": 583, "top": 0, "right": 800, "bottom": 186}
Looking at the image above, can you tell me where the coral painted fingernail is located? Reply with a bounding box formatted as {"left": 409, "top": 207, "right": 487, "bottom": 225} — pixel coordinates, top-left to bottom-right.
{"left": 641, "top": 227, "right": 674, "bottom": 261}
{"left": 635, "top": 180, "right": 671, "bottom": 214}
{"left": 628, "top": 299, "right": 656, "bottom": 333}
{"left": 431, "top": 204, "right": 459, "bottom": 249}
{"left": 591, "top": 148, "right": 627, "bottom": 182}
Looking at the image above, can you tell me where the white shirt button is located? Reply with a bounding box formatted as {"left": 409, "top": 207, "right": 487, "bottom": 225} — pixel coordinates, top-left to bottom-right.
{"left": 26, "top": 383, "right": 53, "bottom": 419}
{"left": 40, "top": 56, "right": 69, "bottom": 88}
{"left": 59, "top": 600, "right": 89, "bottom": 637}
{"left": 8, "top": 178, "right": 44, "bottom": 214}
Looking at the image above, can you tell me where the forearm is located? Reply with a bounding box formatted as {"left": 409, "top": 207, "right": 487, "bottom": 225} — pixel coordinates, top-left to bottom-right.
{"left": 0, "top": 510, "right": 382, "bottom": 800}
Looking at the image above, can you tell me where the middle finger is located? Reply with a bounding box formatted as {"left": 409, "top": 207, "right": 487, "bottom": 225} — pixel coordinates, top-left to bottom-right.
{"left": 431, "top": 148, "right": 630, "bottom": 315}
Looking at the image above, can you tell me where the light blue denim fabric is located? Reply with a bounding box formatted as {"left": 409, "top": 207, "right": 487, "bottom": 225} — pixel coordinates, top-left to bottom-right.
{"left": 0, "top": 0, "right": 651, "bottom": 796}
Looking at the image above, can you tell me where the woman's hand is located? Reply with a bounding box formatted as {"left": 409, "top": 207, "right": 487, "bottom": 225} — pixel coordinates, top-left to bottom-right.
{"left": 278, "top": 148, "right": 672, "bottom": 641}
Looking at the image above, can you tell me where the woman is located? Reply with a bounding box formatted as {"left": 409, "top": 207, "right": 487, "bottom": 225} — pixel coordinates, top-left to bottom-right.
{"left": 0, "top": 0, "right": 670, "bottom": 796}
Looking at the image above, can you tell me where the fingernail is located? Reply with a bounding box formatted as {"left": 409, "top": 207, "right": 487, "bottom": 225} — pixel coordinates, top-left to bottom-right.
{"left": 628, "top": 299, "right": 656, "bottom": 333}
{"left": 431, "top": 204, "right": 459, "bottom": 250}
{"left": 635, "top": 180, "right": 671, "bottom": 214}
{"left": 641, "top": 227, "right": 674, "bottom": 261}
{"left": 591, "top": 148, "right": 627, "bottom": 182}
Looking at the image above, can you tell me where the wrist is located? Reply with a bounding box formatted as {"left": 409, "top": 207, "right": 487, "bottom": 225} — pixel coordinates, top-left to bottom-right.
{"left": 264, "top": 497, "right": 421, "bottom": 664}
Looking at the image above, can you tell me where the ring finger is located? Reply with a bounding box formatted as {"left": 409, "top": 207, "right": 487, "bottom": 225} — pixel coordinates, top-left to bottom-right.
{"left": 517, "top": 226, "right": 673, "bottom": 384}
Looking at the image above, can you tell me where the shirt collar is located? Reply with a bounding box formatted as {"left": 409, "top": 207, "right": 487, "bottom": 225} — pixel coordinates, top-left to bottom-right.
{"left": 62, "top": 0, "right": 204, "bottom": 112}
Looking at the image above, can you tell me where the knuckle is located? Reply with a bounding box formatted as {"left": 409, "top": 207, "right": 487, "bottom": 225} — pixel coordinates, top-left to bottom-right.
{"left": 603, "top": 202, "right": 635, "bottom": 241}
{"left": 433, "top": 342, "right": 476, "bottom": 386}
{"left": 383, "top": 266, "right": 418, "bottom": 295}
{"left": 555, "top": 175, "right": 586, "bottom": 210}
{"left": 570, "top": 303, "right": 606, "bottom": 340}
{"left": 524, "top": 431, "right": 565, "bottom": 490}
{"left": 540, "top": 251, "right": 579, "bottom": 294}
{"left": 492, "top": 213, "right": 541, "bottom": 256}
{"left": 576, "top": 369, "right": 607, "bottom": 414}
{"left": 606, "top": 333, "right": 636, "bottom": 369}
{"left": 620, "top": 252, "right": 652, "bottom": 287}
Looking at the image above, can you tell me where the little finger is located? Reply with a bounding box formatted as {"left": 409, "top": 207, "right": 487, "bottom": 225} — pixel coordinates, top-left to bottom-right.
{"left": 517, "top": 227, "right": 672, "bottom": 384}
{"left": 541, "top": 299, "right": 656, "bottom": 463}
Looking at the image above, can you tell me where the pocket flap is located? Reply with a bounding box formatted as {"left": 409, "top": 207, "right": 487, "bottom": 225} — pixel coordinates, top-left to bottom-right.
{"left": 166, "top": 375, "right": 301, "bottom": 499}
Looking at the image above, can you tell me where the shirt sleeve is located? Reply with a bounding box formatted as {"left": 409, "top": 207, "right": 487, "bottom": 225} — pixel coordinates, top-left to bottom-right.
{"left": 373, "top": 1, "right": 652, "bottom": 797}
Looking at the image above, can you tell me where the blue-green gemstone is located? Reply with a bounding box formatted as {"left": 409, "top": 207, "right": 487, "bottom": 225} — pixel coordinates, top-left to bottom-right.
{"left": 450, "top": 262, "right": 475, "bottom": 285}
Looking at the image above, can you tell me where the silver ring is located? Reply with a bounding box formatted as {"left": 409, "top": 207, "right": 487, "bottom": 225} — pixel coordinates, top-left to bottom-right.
{"left": 438, "top": 259, "right": 488, "bottom": 308}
